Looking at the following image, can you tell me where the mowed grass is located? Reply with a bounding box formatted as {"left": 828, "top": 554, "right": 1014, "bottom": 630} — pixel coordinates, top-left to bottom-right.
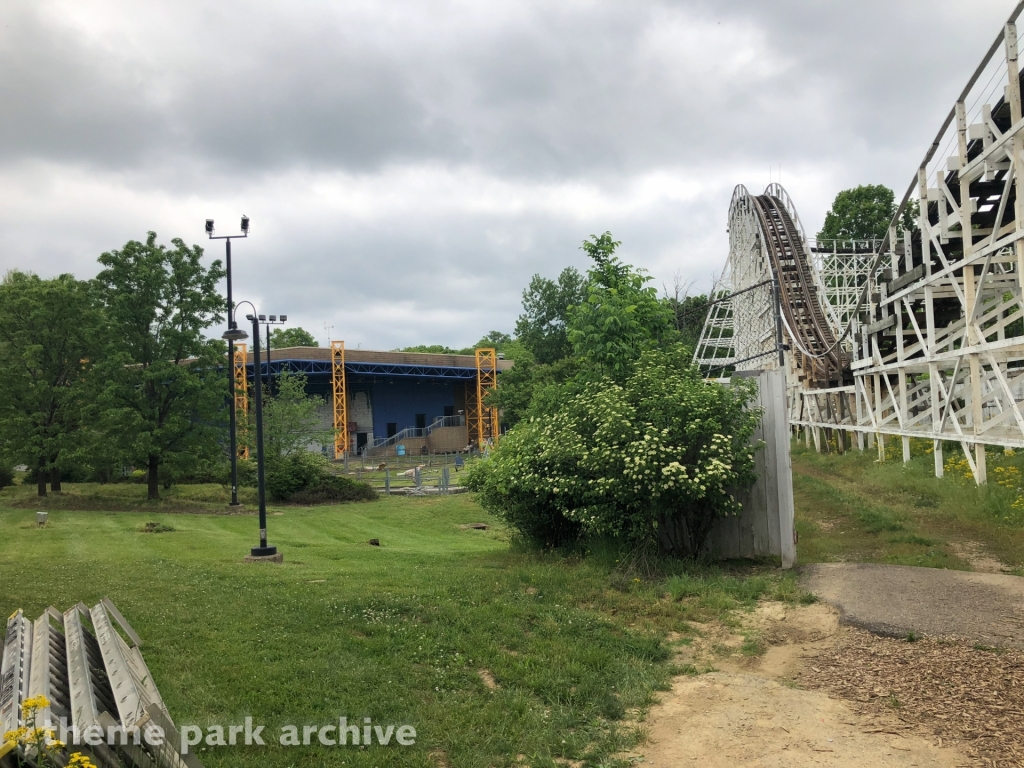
{"left": 792, "top": 440, "right": 1024, "bottom": 572}
{"left": 0, "top": 485, "right": 799, "bottom": 767}
{"left": 1, "top": 479, "right": 260, "bottom": 513}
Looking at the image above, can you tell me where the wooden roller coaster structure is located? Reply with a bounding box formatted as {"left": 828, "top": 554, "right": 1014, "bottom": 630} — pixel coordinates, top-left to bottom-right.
{"left": 695, "top": 0, "right": 1024, "bottom": 485}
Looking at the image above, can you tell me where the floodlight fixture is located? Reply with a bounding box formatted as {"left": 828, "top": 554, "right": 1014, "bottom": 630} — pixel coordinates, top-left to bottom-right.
{"left": 269, "top": 315, "right": 276, "bottom": 322}
{"left": 246, "top": 314, "right": 255, "bottom": 321}
{"left": 241, "top": 215, "right": 250, "bottom": 233}
{"left": 258, "top": 314, "right": 266, "bottom": 321}
{"left": 280, "top": 314, "right": 288, "bottom": 322}
{"left": 205, "top": 219, "right": 215, "bottom": 235}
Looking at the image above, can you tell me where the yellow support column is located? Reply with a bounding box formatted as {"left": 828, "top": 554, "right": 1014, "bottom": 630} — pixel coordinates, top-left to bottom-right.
{"left": 466, "top": 381, "right": 481, "bottom": 448}
{"left": 332, "top": 341, "right": 348, "bottom": 459}
{"left": 475, "top": 348, "right": 500, "bottom": 448}
{"left": 233, "top": 344, "right": 249, "bottom": 459}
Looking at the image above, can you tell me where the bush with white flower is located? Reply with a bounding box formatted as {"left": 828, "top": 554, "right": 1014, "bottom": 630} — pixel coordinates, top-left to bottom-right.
{"left": 467, "top": 344, "right": 761, "bottom": 557}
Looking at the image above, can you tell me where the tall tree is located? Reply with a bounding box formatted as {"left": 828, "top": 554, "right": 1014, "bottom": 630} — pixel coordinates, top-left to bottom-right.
{"left": 817, "top": 184, "right": 918, "bottom": 242}
{"left": 94, "top": 233, "right": 226, "bottom": 500}
{"left": 474, "top": 330, "right": 513, "bottom": 349}
{"left": 0, "top": 272, "right": 105, "bottom": 496}
{"left": 398, "top": 344, "right": 462, "bottom": 354}
{"left": 514, "top": 266, "right": 587, "bottom": 364}
{"left": 269, "top": 327, "right": 318, "bottom": 348}
{"left": 399, "top": 333, "right": 518, "bottom": 357}
{"left": 568, "top": 232, "right": 677, "bottom": 378}
{"left": 663, "top": 273, "right": 709, "bottom": 351}
{"left": 254, "top": 371, "right": 332, "bottom": 459}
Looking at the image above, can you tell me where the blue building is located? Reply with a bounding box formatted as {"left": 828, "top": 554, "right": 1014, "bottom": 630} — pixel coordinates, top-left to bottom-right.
{"left": 239, "top": 346, "right": 511, "bottom": 456}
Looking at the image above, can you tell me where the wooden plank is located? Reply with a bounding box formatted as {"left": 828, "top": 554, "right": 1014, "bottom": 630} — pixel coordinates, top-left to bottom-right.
{"left": 865, "top": 314, "right": 896, "bottom": 335}
{"left": 888, "top": 263, "right": 925, "bottom": 293}
{"left": 762, "top": 371, "right": 783, "bottom": 558}
{"left": 771, "top": 370, "right": 797, "bottom": 568}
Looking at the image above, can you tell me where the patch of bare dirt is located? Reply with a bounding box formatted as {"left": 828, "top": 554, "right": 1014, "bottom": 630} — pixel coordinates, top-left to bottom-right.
{"left": 949, "top": 540, "right": 1007, "bottom": 574}
{"left": 620, "top": 602, "right": 974, "bottom": 767}
{"left": 624, "top": 673, "right": 967, "bottom": 767}
{"left": 673, "top": 602, "right": 837, "bottom": 678}
{"left": 478, "top": 668, "right": 499, "bottom": 690}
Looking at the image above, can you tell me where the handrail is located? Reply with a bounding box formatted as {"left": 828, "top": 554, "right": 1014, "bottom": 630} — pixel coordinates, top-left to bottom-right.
{"left": 363, "top": 415, "right": 466, "bottom": 452}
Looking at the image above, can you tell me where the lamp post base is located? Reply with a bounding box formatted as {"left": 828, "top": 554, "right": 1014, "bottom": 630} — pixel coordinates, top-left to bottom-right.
{"left": 244, "top": 552, "right": 282, "bottom": 565}
{"left": 246, "top": 545, "right": 281, "bottom": 563}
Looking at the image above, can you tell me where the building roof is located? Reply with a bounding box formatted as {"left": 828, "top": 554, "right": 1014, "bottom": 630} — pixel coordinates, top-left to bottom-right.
{"left": 234, "top": 347, "right": 513, "bottom": 379}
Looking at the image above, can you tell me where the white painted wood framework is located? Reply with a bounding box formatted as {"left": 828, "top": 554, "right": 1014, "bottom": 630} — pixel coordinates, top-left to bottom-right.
{"left": 695, "top": 3, "right": 1024, "bottom": 485}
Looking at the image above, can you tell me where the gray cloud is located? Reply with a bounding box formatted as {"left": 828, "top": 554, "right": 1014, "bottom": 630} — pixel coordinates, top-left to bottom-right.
{"left": 0, "top": 0, "right": 1018, "bottom": 348}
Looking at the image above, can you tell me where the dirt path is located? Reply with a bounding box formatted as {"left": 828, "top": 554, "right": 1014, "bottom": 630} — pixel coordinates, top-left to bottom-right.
{"left": 948, "top": 540, "right": 1008, "bottom": 574}
{"left": 620, "top": 603, "right": 974, "bottom": 767}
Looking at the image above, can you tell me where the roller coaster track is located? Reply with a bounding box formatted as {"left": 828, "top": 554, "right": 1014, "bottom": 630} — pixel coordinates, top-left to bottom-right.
{"left": 695, "top": 1, "right": 1024, "bottom": 485}
{"left": 694, "top": 183, "right": 847, "bottom": 386}
{"left": 753, "top": 192, "right": 848, "bottom": 387}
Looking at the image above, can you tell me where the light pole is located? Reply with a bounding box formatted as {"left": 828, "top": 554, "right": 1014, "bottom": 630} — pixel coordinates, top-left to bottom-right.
{"left": 223, "top": 302, "right": 278, "bottom": 559}
{"left": 257, "top": 314, "right": 288, "bottom": 395}
{"left": 207, "top": 216, "right": 249, "bottom": 508}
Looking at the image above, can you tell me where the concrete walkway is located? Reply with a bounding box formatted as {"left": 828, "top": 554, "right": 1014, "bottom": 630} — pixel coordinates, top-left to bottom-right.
{"left": 800, "top": 563, "right": 1024, "bottom": 649}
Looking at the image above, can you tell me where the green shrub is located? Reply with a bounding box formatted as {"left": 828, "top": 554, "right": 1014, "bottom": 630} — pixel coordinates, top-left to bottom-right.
{"left": 169, "top": 457, "right": 232, "bottom": 485}
{"left": 466, "top": 422, "right": 585, "bottom": 548}
{"left": 257, "top": 451, "right": 376, "bottom": 504}
{"left": 24, "top": 463, "right": 113, "bottom": 484}
{"left": 467, "top": 345, "right": 762, "bottom": 557}
{"left": 265, "top": 452, "right": 327, "bottom": 502}
{"left": 0, "top": 466, "right": 13, "bottom": 489}
{"left": 289, "top": 474, "right": 377, "bottom": 504}
{"left": 237, "top": 457, "right": 257, "bottom": 487}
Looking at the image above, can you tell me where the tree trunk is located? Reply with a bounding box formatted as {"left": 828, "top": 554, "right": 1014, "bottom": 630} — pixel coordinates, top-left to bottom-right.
{"left": 50, "top": 467, "right": 62, "bottom": 493}
{"left": 36, "top": 458, "right": 47, "bottom": 497}
{"left": 657, "top": 510, "right": 693, "bottom": 557}
{"left": 147, "top": 454, "right": 160, "bottom": 500}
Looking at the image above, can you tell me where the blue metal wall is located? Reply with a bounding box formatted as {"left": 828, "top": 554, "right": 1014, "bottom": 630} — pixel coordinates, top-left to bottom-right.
{"left": 365, "top": 378, "right": 456, "bottom": 439}
{"left": 263, "top": 362, "right": 467, "bottom": 441}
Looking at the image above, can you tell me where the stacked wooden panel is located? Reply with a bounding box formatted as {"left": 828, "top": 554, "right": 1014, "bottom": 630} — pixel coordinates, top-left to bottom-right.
{"left": 0, "top": 600, "right": 202, "bottom": 768}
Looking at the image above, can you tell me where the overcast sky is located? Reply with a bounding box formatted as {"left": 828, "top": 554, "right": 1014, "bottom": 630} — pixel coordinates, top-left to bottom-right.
{"left": 0, "top": 0, "right": 1016, "bottom": 349}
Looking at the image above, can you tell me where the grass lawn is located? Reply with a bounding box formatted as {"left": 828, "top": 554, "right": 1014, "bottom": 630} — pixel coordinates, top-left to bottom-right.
{"left": 0, "top": 484, "right": 800, "bottom": 767}
{"left": 793, "top": 440, "right": 1024, "bottom": 572}
{"left": 339, "top": 453, "right": 483, "bottom": 490}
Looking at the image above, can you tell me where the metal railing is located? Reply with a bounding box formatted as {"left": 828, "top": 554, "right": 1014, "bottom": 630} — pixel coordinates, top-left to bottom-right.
{"left": 362, "top": 415, "right": 466, "bottom": 453}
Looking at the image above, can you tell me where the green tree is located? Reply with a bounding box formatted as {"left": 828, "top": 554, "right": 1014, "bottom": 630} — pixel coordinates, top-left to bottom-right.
{"left": 0, "top": 272, "right": 105, "bottom": 496}
{"left": 269, "top": 326, "right": 318, "bottom": 348}
{"left": 254, "top": 371, "right": 332, "bottom": 459}
{"left": 471, "top": 330, "right": 512, "bottom": 352}
{"left": 400, "top": 333, "right": 517, "bottom": 357}
{"left": 568, "top": 232, "right": 677, "bottom": 378}
{"left": 663, "top": 275, "right": 709, "bottom": 350}
{"left": 94, "top": 232, "right": 226, "bottom": 500}
{"left": 817, "top": 185, "right": 919, "bottom": 242}
{"left": 467, "top": 344, "right": 760, "bottom": 557}
{"left": 398, "top": 344, "right": 462, "bottom": 354}
{"left": 241, "top": 371, "right": 335, "bottom": 501}
{"left": 515, "top": 267, "right": 587, "bottom": 365}
{"left": 672, "top": 294, "right": 709, "bottom": 349}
